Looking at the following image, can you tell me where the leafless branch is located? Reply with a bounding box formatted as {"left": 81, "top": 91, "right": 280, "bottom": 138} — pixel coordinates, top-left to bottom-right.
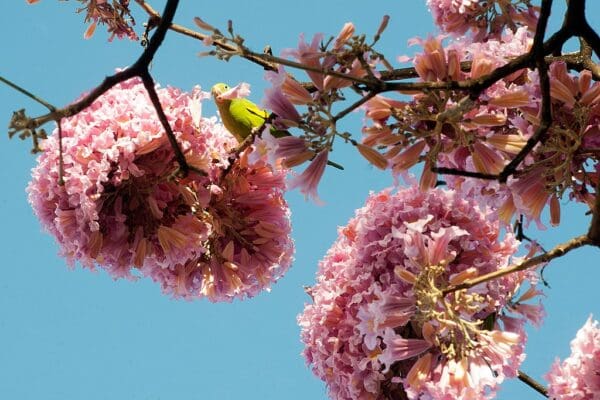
{"left": 443, "top": 234, "right": 592, "bottom": 296}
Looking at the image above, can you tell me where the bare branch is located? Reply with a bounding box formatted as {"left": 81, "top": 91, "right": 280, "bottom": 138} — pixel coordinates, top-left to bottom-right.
{"left": 518, "top": 370, "right": 549, "bottom": 398}
{"left": 498, "top": 0, "right": 554, "bottom": 183}
{"left": 333, "top": 91, "right": 376, "bottom": 122}
{"left": 0, "top": 75, "right": 55, "bottom": 112}
{"left": 431, "top": 166, "right": 499, "bottom": 180}
{"left": 135, "top": 0, "right": 279, "bottom": 71}
{"left": 588, "top": 179, "right": 600, "bottom": 246}
{"left": 443, "top": 234, "right": 592, "bottom": 296}
{"left": 139, "top": 71, "right": 189, "bottom": 175}
{"left": 8, "top": 0, "right": 194, "bottom": 173}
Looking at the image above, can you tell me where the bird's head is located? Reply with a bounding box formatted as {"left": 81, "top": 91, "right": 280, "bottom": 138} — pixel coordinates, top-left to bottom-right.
{"left": 211, "top": 83, "right": 230, "bottom": 103}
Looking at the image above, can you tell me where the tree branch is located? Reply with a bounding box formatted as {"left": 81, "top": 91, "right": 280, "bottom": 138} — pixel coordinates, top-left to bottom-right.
{"left": 333, "top": 91, "right": 376, "bottom": 122}
{"left": 139, "top": 70, "right": 189, "bottom": 175}
{"left": 588, "top": 179, "right": 600, "bottom": 246}
{"left": 498, "top": 0, "right": 554, "bottom": 183}
{"left": 8, "top": 0, "right": 192, "bottom": 173}
{"left": 442, "top": 234, "right": 591, "bottom": 296}
{"left": 21, "top": 0, "right": 180, "bottom": 130}
{"left": 0, "top": 75, "right": 55, "bottom": 112}
{"left": 518, "top": 370, "right": 549, "bottom": 398}
{"left": 431, "top": 166, "right": 499, "bottom": 180}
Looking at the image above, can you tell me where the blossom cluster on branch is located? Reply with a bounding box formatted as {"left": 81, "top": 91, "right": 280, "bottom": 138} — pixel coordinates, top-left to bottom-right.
{"left": 299, "top": 186, "right": 544, "bottom": 400}
{"left": 246, "top": 7, "right": 599, "bottom": 230}
{"left": 27, "top": 78, "right": 293, "bottom": 302}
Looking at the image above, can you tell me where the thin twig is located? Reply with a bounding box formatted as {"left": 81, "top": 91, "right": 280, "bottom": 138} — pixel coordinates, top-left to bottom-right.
{"left": 518, "top": 370, "right": 549, "bottom": 398}
{"left": 135, "top": 0, "right": 279, "bottom": 71}
{"left": 443, "top": 234, "right": 591, "bottom": 295}
{"left": 140, "top": 71, "right": 188, "bottom": 175}
{"left": 8, "top": 0, "right": 192, "bottom": 173}
{"left": 588, "top": 179, "right": 600, "bottom": 246}
{"left": 499, "top": 0, "right": 554, "bottom": 183}
{"left": 333, "top": 91, "right": 376, "bottom": 122}
{"left": 0, "top": 76, "right": 55, "bottom": 111}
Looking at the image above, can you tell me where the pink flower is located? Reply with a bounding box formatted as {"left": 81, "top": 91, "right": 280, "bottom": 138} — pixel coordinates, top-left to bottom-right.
{"left": 332, "top": 22, "right": 355, "bottom": 51}
{"left": 412, "top": 35, "right": 460, "bottom": 82}
{"left": 322, "top": 58, "right": 366, "bottom": 91}
{"left": 263, "top": 87, "right": 301, "bottom": 125}
{"left": 299, "top": 187, "right": 540, "bottom": 400}
{"left": 283, "top": 33, "right": 325, "bottom": 89}
{"left": 29, "top": 78, "right": 294, "bottom": 301}
{"left": 362, "top": 95, "right": 407, "bottom": 121}
{"left": 545, "top": 316, "right": 600, "bottom": 400}
{"left": 288, "top": 149, "right": 328, "bottom": 204}
{"left": 265, "top": 66, "right": 313, "bottom": 105}
{"left": 214, "top": 82, "right": 251, "bottom": 100}
{"left": 379, "top": 328, "right": 432, "bottom": 370}
{"left": 274, "top": 136, "right": 309, "bottom": 160}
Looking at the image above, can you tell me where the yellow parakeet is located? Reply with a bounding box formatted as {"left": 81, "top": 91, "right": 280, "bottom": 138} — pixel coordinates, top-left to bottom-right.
{"left": 211, "top": 82, "right": 343, "bottom": 170}
{"left": 211, "top": 82, "right": 281, "bottom": 143}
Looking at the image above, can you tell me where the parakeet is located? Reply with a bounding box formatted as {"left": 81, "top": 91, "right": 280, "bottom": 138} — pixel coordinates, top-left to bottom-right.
{"left": 211, "top": 82, "right": 278, "bottom": 143}
{"left": 211, "top": 82, "right": 344, "bottom": 170}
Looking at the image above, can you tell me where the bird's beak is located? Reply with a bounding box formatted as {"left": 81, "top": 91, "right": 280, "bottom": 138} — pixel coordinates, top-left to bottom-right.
{"left": 211, "top": 87, "right": 222, "bottom": 102}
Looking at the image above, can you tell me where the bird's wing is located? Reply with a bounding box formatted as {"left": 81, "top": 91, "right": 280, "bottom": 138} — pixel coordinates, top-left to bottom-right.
{"left": 229, "top": 98, "right": 270, "bottom": 130}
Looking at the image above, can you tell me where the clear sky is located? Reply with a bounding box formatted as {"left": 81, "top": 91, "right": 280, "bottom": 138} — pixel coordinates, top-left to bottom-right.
{"left": 1, "top": 1, "right": 598, "bottom": 399}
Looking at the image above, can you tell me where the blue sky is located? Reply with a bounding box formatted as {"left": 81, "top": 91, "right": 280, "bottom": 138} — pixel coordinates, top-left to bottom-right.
{"left": 1, "top": 1, "right": 598, "bottom": 399}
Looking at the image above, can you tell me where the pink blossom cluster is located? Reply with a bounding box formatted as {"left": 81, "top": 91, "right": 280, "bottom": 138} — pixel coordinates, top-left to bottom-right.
{"left": 259, "top": 8, "right": 597, "bottom": 227}
{"left": 28, "top": 77, "right": 293, "bottom": 301}
{"left": 363, "top": 30, "right": 532, "bottom": 217}
{"left": 362, "top": 28, "right": 600, "bottom": 227}
{"left": 545, "top": 316, "right": 600, "bottom": 400}
{"left": 514, "top": 62, "right": 600, "bottom": 219}
{"left": 27, "top": 0, "right": 137, "bottom": 40}
{"left": 426, "top": 0, "right": 539, "bottom": 39}
{"left": 298, "top": 186, "right": 543, "bottom": 400}
{"left": 439, "top": 59, "right": 600, "bottom": 227}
